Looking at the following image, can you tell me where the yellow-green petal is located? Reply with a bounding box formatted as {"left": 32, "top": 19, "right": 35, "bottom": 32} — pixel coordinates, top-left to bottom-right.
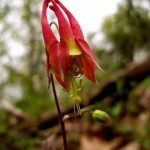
{"left": 68, "top": 40, "right": 82, "bottom": 56}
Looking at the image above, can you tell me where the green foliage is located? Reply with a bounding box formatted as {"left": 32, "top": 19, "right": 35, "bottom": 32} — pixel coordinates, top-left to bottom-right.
{"left": 0, "top": 109, "right": 7, "bottom": 134}
{"left": 0, "top": 0, "right": 52, "bottom": 115}
{"left": 141, "top": 76, "right": 150, "bottom": 87}
{"left": 101, "top": 0, "right": 150, "bottom": 67}
{"left": 143, "top": 121, "right": 150, "bottom": 148}
{"left": 0, "top": 134, "right": 39, "bottom": 150}
{"left": 111, "top": 102, "right": 123, "bottom": 118}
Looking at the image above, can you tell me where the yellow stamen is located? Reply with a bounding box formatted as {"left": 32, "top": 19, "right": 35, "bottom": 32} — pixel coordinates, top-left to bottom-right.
{"left": 67, "top": 56, "right": 83, "bottom": 114}
{"left": 77, "top": 88, "right": 82, "bottom": 92}
{"left": 69, "top": 94, "right": 74, "bottom": 98}
{"left": 74, "top": 96, "right": 81, "bottom": 104}
{"left": 73, "top": 96, "right": 81, "bottom": 114}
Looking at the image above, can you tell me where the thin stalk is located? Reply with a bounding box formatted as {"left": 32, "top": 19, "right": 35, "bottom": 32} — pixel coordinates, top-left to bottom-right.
{"left": 50, "top": 74, "right": 68, "bottom": 150}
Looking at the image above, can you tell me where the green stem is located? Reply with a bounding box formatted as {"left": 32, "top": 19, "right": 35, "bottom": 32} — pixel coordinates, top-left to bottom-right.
{"left": 50, "top": 74, "right": 68, "bottom": 150}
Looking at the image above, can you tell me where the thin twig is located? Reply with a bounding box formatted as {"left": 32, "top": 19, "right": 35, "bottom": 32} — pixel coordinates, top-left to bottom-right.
{"left": 50, "top": 74, "right": 68, "bottom": 150}
{"left": 63, "top": 105, "right": 94, "bottom": 121}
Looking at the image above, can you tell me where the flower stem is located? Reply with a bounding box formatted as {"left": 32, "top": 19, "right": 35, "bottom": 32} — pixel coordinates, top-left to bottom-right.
{"left": 50, "top": 74, "right": 68, "bottom": 150}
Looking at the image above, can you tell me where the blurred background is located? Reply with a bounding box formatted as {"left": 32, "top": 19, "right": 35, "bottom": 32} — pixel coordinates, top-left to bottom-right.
{"left": 0, "top": 0, "right": 150, "bottom": 149}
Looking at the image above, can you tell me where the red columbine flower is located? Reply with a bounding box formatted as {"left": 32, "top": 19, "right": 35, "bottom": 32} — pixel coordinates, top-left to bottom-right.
{"left": 41, "top": 0, "right": 102, "bottom": 111}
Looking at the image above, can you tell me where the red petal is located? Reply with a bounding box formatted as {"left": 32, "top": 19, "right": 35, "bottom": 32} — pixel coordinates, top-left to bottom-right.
{"left": 76, "top": 38, "right": 103, "bottom": 71}
{"left": 55, "top": 73, "right": 68, "bottom": 89}
{"left": 76, "top": 38, "right": 96, "bottom": 63}
{"left": 50, "top": 0, "right": 74, "bottom": 41}
{"left": 49, "top": 43, "right": 60, "bottom": 74}
{"left": 41, "top": 0, "right": 58, "bottom": 47}
{"left": 42, "top": 0, "right": 58, "bottom": 87}
{"left": 56, "top": 0, "right": 84, "bottom": 39}
{"left": 49, "top": 42, "right": 69, "bottom": 88}
{"left": 80, "top": 55, "right": 96, "bottom": 82}
{"left": 57, "top": 42, "right": 69, "bottom": 75}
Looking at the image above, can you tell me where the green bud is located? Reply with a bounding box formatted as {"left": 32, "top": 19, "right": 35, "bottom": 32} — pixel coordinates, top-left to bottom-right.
{"left": 92, "top": 110, "right": 112, "bottom": 124}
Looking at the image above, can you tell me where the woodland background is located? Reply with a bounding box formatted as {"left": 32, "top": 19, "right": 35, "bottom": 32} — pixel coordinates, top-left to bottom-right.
{"left": 0, "top": 0, "right": 150, "bottom": 149}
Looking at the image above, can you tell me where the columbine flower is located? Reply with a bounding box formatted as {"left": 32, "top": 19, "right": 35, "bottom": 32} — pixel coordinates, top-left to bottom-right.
{"left": 41, "top": 0, "right": 102, "bottom": 112}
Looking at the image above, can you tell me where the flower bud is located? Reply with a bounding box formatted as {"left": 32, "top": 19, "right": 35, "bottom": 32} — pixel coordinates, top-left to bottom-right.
{"left": 92, "top": 110, "right": 112, "bottom": 124}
